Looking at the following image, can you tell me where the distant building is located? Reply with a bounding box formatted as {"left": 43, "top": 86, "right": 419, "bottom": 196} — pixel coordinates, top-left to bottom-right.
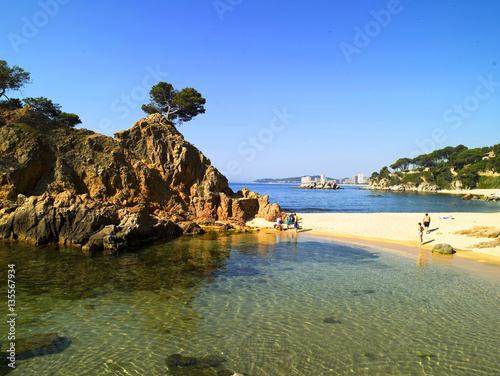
{"left": 357, "top": 173, "right": 365, "bottom": 184}
{"left": 301, "top": 176, "right": 311, "bottom": 184}
{"left": 320, "top": 174, "right": 326, "bottom": 183}
{"left": 483, "top": 151, "right": 495, "bottom": 160}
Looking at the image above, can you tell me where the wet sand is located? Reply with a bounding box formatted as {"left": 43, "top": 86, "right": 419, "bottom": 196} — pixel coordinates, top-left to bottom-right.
{"left": 247, "top": 212, "right": 500, "bottom": 264}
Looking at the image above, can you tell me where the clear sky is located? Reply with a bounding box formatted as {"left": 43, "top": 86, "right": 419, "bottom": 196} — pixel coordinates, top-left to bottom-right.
{"left": 1, "top": 0, "right": 499, "bottom": 182}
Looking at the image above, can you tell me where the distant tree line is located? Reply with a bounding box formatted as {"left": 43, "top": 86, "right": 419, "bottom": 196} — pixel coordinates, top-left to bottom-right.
{"left": 370, "top": 144, "right": 500, "bottom": 189}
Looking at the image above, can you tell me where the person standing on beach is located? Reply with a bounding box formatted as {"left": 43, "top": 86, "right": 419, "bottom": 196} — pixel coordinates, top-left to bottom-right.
{"left": 418, "top": 222, "right": 424, "bottom": 245}
{"left": 423, "top": 214, "right": 431, "bottom": 234}
{"left": 293, "top": 216, "right": 299, "bottom": 233}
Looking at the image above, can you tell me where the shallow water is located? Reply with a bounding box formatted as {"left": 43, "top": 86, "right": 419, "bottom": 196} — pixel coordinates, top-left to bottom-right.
{"left": 1, "top": 232, "right": 499, "bottom": 375}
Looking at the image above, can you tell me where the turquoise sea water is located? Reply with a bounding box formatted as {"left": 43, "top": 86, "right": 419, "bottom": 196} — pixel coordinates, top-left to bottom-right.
{"left": 1, "top": 232, "right": 499, "bottom": 375}
{"left": 229, "top": 183, "right": 500, "bottom": 213}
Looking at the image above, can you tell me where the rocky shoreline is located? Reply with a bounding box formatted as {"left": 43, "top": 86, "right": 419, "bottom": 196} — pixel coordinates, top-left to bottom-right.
{"left": 460, "top": 193, "right": 500, "bottom": 202}
{"left": 365, "top": 182, "right": 500, "bottom": 201}
{"left": 0, "top": 110, "right": 283, "bottom": 253}
{"left": 366, "top": 182, "right": 441, "bottom": 192}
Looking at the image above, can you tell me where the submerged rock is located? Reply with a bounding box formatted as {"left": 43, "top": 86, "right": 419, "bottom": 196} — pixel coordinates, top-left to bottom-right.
{"left": 165, "top": 353, "right": 236, "bottom": 376}
{"left": 16, "top": 333, "right": 71, "bottom": 360}
{"left": 323, "top": 317, "right": 342, "bottom": 324}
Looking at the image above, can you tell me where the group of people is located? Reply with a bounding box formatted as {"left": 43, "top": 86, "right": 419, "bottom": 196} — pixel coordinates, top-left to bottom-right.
{"left": 418, "top": 213, "right": 431, "bottom": 245}
{"left": 275, "top": 213, "right": 300, "bottom": 232}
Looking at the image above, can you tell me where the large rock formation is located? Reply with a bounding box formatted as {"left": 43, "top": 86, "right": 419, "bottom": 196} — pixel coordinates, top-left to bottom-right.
{"left": 0, "top": 109, "right": 282, "bottom": 252}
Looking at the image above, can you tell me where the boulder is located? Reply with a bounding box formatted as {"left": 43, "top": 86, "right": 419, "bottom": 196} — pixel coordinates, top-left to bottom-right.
{"left": 166, "top": 353, "right": 236, "bottom": 376}
{"left": 232, "top": 198, "right": 259, "bottom": 222}
{"left": 256, "top": 195, "right": 283, "bottom": 222}
{"left": 178, "top": 221, "right": 205, "bottom": 235}
{"left": 432, "top": 243, "right": 455, "bottom": 254}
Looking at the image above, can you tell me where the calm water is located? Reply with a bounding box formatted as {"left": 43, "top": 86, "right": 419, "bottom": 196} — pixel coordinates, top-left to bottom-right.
{"left": 229, "top": 183, "right": 500, "bottom": 213}
{"left": 2, "top": 233, "right": 499, "bottom": 375}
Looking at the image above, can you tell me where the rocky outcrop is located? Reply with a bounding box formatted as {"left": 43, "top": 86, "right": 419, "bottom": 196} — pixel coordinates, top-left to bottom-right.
{"left": 297, "top": 181, "right": 342, "bottom": 190}
{"left": 454, "top": 226, "right": 500, "bottom": 249}
{"left": 369, "top": 179, "right": 441, "bottom": 192}
{"left": 461, "top": 193, "right": 500, "bottom": 202}
{"left": 0, "top": 109, "right": 283, "bottom": 252}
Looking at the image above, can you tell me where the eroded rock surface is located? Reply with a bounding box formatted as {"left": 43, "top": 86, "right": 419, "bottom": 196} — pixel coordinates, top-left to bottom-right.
{"left": 0, "top": 109, "right": 282, "bottom": 252}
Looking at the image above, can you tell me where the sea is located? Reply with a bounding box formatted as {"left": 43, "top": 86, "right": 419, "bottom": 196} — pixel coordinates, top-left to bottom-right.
{"left": 229, "top": 183, "right": 500, "bottom": 213}
{"left": 1, "top": 184, "right": 499, "bottom": 375}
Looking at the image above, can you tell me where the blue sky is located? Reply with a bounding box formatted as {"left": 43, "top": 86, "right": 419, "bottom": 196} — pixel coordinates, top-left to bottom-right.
{"left": 1, "top": 0, "right": 499, "bottom": 182}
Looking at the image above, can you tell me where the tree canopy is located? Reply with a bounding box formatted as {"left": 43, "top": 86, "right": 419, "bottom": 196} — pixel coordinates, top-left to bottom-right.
{"left": 0, "top": 98, "right": 23, "bottom": 110}
{"left": 23, "top": 97, "right": 62, "bottom": 119}
{"left": 22, "top": 97, "right": 81, "bottom": 127}
{"left": 0, "top": 60, "right": 31, "bottom": 99}
{"left": 142, "top": 82, "right": 206, "bottom": 125}
{"left": 371, "top": 144, "right": 500, "bottom": 189}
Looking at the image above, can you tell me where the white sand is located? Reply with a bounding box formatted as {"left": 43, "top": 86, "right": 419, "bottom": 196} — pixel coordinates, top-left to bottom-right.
{"left": 247, "top": 212, "right": 500, "bottom": 259}
{"left": 437, "top": 188, "right": 500, "bottom": 196}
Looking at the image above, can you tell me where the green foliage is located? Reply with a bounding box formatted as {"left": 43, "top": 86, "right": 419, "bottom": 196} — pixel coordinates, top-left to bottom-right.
{"left": 379, "top": 166, "right": 390, "bottom": 178}
{"left": 0, "top": 97, "right": 23, "bottom": 110}
{"left": 142, "top": 81, "right": 206, "bottom": 125}
{"left": 401, "top": 173, "right": 422, "bottom": 185}
{"left": 388, "top": 176, "right": 401, "bottom": 186}
{"left": 390, "top": 157, "right": 411, "bottom": 171}
{"left": 477, "top": 176, "right": 500, "bottom": 189}
{"left": 21, "top": 97, "right": 81, "bottom": 128}
{"left": 0, "top": 62, "right": 82, "bottom": 130}
{"left": 435, "top": 168, "right": 453, "bottom": 189}
{"left": 423, "top": 170, "right": 435, "bottom": 184}
{"left": 59, "top": 112, "right": 82, "bottom": 127}
{"left": 23, "top": 97, "right": 61, "bottom": 119}
{"left": 373, "top": 143, "right": 498, "bottom": 189}
{"left": 453, "top": 148, "right": 483, "bottom": 170}
{"left": 0, "top": 60, "right": 31, "bottom": 99}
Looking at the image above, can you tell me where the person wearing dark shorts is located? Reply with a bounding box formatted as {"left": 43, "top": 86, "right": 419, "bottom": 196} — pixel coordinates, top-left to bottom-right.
{"left": 423, "top": 214, "right": 431, "bottom": 234}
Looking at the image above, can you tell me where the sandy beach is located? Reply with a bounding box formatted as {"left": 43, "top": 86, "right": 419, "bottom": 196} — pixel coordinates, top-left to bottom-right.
{"left": 437, "top": 188, "right": 500, "bottom": 196}
{"left": 247, "top": 211, "right": 500, "bottom": 261}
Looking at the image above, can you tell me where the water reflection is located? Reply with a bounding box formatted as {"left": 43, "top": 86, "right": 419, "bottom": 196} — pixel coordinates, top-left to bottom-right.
{"left": 1, "top": 234, "right": 498, "bottom": 375}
